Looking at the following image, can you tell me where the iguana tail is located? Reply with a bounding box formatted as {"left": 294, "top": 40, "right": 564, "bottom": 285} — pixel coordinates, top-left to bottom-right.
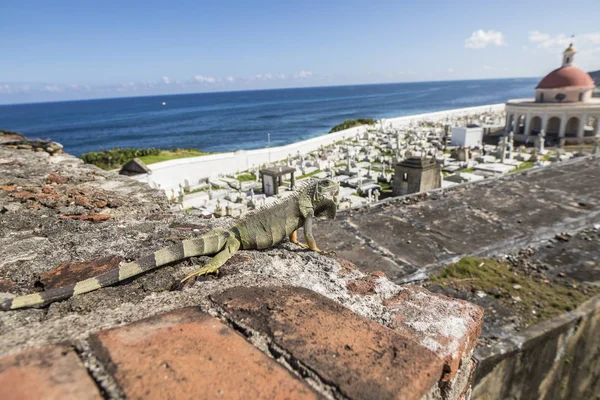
{"left": 1, "top": 231, "right": 229, "bottom": 311}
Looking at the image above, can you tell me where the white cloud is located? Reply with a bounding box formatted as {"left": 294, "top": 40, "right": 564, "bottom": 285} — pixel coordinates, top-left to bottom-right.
{"left": 253, "top": 73, "right": 286, "bottom": 81}
{"left": 482, "top": 65, "right": 493, "bottom": 71}
{"left": 294, "top": 70, "right": 313, "bottom": 79}
{"left": 528, "top": 31, "right": 571, "bottom": 49}
{"left": 528, "top": 31, "right": 600, "bottom": 50}
{"left": 161, "top": 76, "right": 170, "bottom": 84}
{"left": 225, "top": 76, "right": 235, "bottom": 83}
{"left": 465, "top": 30, "right": 507, "bottom": 49}
{"left": 43, "top": 85, "right": 61, "bottom": 92}
{"left": 193, "top": 75, "right": 216, "bottom": 84}
{"left": 0, "top": 84, "right": 13, "bottom": 94}
{"left": 447, "top": 68, "right": 454, "bottom": 73}
{"left": 528, "top": 31, "right": 550, "bottom": 43}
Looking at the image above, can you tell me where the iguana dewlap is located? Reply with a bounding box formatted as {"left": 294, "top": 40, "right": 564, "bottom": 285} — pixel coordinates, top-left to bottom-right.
{"left": 1, "top": 178, "right": 340, "bottom": 310}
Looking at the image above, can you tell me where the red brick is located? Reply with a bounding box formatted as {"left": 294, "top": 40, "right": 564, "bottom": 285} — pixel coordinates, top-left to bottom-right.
{"left": 385, "top": 286, "right": 484, "bottom": 382}
{"left": 47, "top": 173, "right": 69, "bottom": 184}
{"left": 346, "top": 274, "right": 379, "bottom": 295}
{"left": 38, "top": 255, "right": 123, "bottom": 289}
{"left": 12, "top": 191, "right": 35, "bottom": 200}
{"left": 213, "top": 286, "right": 444, "bottom": 400}
{"left": 0, "top": 345, "right": 102, "bottom": 400}
{"left": 90, "top": 307, "right": 319, "bottom": 400}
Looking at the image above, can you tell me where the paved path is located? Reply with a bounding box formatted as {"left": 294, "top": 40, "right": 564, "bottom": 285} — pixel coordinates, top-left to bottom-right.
{"left": 317, "top": 155, "right": 600, "bottom": 283}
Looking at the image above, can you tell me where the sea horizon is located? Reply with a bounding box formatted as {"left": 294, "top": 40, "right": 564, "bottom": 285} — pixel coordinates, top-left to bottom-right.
{"left": 0, "top": 77, "right": 539, "bottom": 157}
{"left": 0, "top": 76, "right": 539, "bottom": 107}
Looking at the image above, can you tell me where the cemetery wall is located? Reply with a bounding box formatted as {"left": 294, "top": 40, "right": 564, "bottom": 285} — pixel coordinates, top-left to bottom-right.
{"left": 472, "top": 293, "right": 600, "bottom": 399}
{"left": 132, "top": 103, "right": 506, "bottom": 191}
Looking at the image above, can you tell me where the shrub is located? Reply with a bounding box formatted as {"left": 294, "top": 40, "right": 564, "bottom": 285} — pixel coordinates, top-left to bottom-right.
{"left": 329, "top": 118, "right": 376, "bottom": 133}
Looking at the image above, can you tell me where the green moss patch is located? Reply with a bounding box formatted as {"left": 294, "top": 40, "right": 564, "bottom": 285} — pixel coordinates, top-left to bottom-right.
{"left": 430, "top": 256, "right": 600, "bottom": 327}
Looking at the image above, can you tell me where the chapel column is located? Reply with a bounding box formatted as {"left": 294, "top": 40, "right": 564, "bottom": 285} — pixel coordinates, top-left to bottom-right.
{"left": 541, "top": 113, "right": 549, "bottom": 133}
{"left": 524, "top": 112, "right": 532, "bottom": 136}
{"left": 559, "top": 113, "right": 567, "bottom": 137}
{"left": 578, "top": 113, "right": 587, "bottom": 138}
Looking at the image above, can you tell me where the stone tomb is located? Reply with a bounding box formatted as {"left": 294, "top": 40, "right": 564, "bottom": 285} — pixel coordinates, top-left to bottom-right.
{"left": 259, "top": 166, "right": 296, "bottom": 196}
{"left": 393, "top": 157, "right": 442, "bottom": 196}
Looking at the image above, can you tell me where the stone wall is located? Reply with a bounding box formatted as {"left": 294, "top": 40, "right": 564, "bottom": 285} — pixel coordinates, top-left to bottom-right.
{"left": 0, "top": 145, "right": 484, "bottom": 400}
{"left": 473, "top": 293, "right": 600, "bottom": 399}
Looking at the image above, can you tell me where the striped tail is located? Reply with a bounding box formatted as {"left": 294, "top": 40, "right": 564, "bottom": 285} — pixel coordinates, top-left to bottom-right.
{"left": 0, "top": 231, "right": 228, "bottom": 311}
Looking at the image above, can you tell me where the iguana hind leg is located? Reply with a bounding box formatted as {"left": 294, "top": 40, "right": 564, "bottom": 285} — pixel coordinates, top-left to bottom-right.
{"left": 181, "top": 237, "right": 241, "bottom": 283}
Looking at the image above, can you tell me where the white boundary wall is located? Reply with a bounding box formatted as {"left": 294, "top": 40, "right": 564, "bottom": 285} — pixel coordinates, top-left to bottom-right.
{"left": 132, "top": 103, "right": 506, "bottom": 191}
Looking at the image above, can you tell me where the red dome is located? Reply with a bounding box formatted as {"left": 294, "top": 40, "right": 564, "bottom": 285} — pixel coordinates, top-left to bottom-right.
{"left": 536, "top": 66, "right": 595, "bottom": 89}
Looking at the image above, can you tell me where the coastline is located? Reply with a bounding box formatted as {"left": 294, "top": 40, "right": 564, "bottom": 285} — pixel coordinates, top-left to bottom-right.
{"left": 133, "top": 103, "right": 505, "bottom": 191}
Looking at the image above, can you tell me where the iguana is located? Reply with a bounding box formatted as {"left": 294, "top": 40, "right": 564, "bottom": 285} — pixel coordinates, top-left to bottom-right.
{"left": 1, "top": 178, "right": 340, "bottom": 310}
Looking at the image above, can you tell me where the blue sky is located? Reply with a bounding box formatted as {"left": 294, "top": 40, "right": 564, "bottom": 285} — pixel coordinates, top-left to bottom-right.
{"left": 1, "top": 0, "right": 599, "bottom": 104}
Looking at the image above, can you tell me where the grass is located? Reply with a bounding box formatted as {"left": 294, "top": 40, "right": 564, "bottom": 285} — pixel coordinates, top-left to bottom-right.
{"left": 236, "top": 173, "right": 256, "bottom": 182}
{"left": 138, "top": 149, "right": 214, "bottom": 165}
{"left": 509, "top": 161, "right": 535, "bottom": 173}
{"left": 297, "top": 169, "right": 322, "bottom": 180}
{"left": 186, "top": 186, "right": 210, "bottom": 194}
{"left": 461, "top": 167, "right": 474, "bottom": 173}
{"left": 429, "top": 257, "right": 600, "bottom": 327}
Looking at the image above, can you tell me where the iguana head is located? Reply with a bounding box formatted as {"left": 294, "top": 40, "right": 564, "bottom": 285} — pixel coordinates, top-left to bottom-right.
{"left": 311, "top": 178, "right": 340, "bottom": 220}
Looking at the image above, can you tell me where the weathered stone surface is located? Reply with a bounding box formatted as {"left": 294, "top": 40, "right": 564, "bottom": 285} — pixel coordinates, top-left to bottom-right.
{"left": 318, "top": 156, "right": 600, "bottom": 283}
{"left": 59, "top": 213, "right": 111, "bottom": 222}
{"left": 214, "top": 286, "right": 444, "bottom": 400}
{"left": 90, "top": 307, "right": 319, "bottom": 400}
{"left": 346, "top": 273, "right": 382, "bottom": 295}
{"left": 385, "top": 286, "right": 484, "bottom": 382}
{"left": 38, "top": 255, "right": 123, "bottom": 289}
{"left": 0, "top": 345, "right": 102, "bottom": 400}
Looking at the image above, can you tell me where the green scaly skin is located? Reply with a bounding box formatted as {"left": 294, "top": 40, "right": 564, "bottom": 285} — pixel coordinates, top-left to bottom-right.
{"left": 1, "top": 178, "right": 340, "bottom": 311}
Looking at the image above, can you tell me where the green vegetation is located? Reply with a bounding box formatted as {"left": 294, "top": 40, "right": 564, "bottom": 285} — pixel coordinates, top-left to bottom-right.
{"left": 186, "top": 186, "right": 210, "bottom": 194}
{"left": 329, "top": 118, "right": 376, "bottom": 133}
{"left": 236, "top": 173, "right": 256, "bottom": 182}
{"left": 461, "top": 167, "right": 474, "bottom": 173}
{"left": 80, "top": 148, "right": 160, "bottom": 170}
{"left": 430, "top": 257, "right": 600, "bottom": 327}
{"left": 509, "top": 161, "right": 535, "bottom": 173}
{"left": 298, "top": 169, "right": 322, "bottom": 180}
{"left": 138, "top": 148, "right": 213, "bottom": 165}
{"left": 80, "top": 147, "right": 214, "bottom": 170}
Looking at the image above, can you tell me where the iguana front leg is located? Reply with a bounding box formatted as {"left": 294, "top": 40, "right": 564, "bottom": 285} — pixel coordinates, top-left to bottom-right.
{"left": 303, "top": 211, "right": 325, "bottom": 253}
{"left": 289, "top": 230, "right": 308, "bottom": 249}
{"left": 181, "top": 237, "right": 241, "bottom": 282}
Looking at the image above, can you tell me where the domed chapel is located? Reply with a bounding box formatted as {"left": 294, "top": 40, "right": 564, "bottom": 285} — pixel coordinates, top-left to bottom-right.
{"left": 505, "top": 42, "right": 599, "bottom": 142}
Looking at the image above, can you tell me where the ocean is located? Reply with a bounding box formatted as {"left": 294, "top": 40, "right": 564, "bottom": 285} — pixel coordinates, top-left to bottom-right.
{"left": 0, "top": 78, "right": 538, "bottom": 157}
